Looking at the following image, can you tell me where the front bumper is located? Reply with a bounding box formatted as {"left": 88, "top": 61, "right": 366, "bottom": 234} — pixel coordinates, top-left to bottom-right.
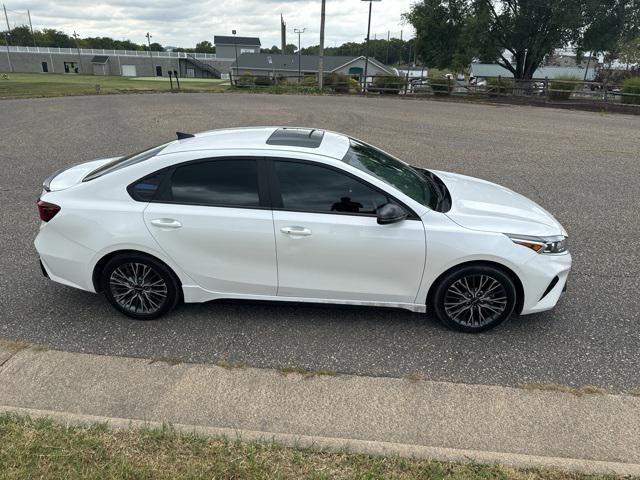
{"left": 518, "top": 251, "right": 572, "bottom": 315}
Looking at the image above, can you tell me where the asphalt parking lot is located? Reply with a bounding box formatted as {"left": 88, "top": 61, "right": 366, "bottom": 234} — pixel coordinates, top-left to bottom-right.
{"left": 1, "top": 93, "right": 638, "bottom": 392}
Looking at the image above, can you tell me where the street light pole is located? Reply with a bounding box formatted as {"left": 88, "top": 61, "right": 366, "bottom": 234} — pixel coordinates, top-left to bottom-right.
{"left": 361, "top": 0, "right": 381, "bottom": 94}
{"left": 294, "top": 28, "right": 306, "bottom": 83}
{"left": 27, "top": 10, "right": 36, "bottom": 47}
{"left": 73, "top": 30, "right": 82, "bottom": 74}
{"left": 232, "top": 29, "right": 238, "bottom": 85}
{"left": 146, "top": 32, "right": 153, "bottom": 77}
{"left": 318, "top": 0, "right": 326, "bottom": 90}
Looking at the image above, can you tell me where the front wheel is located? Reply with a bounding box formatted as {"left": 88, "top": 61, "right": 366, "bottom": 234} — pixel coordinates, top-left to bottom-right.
{"left": 431, "top": 265, "right": 517, "bottom": 333}
{"left": 101, "top": 253, "right": 180, "bottom": 320}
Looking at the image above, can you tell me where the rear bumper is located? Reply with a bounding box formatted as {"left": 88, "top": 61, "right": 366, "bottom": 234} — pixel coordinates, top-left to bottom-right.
{"left": 35, "top": 225, "right": 96, "bottom": 292}
{"left": 519, "top": 251, "right": 572, "bottom": 315}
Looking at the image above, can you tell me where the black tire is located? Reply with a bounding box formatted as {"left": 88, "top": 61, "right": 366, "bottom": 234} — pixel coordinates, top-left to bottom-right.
{"left": 431, "top": 265, "right": 517, "bottom": 333}
{"left": 100, "top": 253, "right": 180, "bottom": 320}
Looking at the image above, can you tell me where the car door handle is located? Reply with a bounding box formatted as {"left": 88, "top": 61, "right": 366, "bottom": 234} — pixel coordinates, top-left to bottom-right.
{"left": 280, "top": 226, "right": 312, "bottom": 236}
{"left": 150, "top": 218, "right": 182, "bottom": 229}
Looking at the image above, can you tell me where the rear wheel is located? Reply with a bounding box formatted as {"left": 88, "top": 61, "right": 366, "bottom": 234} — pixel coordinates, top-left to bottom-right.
{"left": 101, "top": 253, "right": 180, "bottom": 320}
{"left": 431, "top": 265, "right": 517, "bottom": 333}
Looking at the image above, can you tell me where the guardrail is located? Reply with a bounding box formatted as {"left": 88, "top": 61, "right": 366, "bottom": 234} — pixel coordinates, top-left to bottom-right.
{"left": 3, "top": 45, "right": 217, "bottom": 59}
{"left": 229, "top": 71, "right": 640, "bottom": 108}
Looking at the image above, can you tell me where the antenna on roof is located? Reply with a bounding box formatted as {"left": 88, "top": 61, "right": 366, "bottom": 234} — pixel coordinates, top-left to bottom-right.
{"left": 176, "top": 132, "right": 195, "bottom": 140}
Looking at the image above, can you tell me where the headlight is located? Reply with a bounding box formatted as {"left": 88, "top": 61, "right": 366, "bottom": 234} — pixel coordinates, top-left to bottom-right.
{"left": 506, "top": 234, "right": 568, "bottom": 254}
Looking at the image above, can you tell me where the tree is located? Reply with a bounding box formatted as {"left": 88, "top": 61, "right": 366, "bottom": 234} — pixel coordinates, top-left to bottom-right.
{"left": 2, "top": 25, "right": 33, "bottom": 45}
{"left": 618, "top": 36, "right": 640, "bottom": 68}
{"left": 284, "top": 43, "right": 298, "bottom": 54}
{"left": 404, "top": 0, "right": 468, "bottom": 70}
{"left": 143, "top": 42, "right": 165, "bottom": 52}
{"left": 298, "top": 38, "right": 415, "bottom": 65}
{"left": 405, "top": 0, "right": 640, "bottom": 79}
{"left": 195, "top": 40, "right": 215, "bottom": 53}
{"left": 261, "top": 45, "right": 281, "bottom": 53}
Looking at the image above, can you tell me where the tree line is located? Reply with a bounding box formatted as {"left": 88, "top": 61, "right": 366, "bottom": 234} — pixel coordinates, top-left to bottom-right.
{"left": 0, "top": 26, "right": 215, "bottom": 53}
{"left": 259, "top": 38, "right": 417, "bottom": 66}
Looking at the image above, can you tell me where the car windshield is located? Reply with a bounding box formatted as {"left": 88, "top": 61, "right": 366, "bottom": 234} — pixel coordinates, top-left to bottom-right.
{"left": 83, "top": 142, "right": 171, "bottom": 182}
{"left": 342, "top": 139, "right": 436, "bottom": 209}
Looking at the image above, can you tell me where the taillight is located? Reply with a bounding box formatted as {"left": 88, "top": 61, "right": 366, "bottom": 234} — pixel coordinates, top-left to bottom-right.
{"left": 37, "top": 199, "right": 61, "bottom": 222}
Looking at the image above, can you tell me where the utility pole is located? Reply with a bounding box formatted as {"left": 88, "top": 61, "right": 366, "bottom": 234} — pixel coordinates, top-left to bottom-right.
{"left": 145, "top": 32, "right": 153, "bottom": 77}
{"left": 361, "top": 0, "right": 381, "bottom": 94}
{"left": 27, "top": 9, "right": 36, "bottom": 47}
{"left": 280, "top": 14, "right": 286, "bottom": 53}
{"left": 294, "top": 27, "right": 305, "bottom": 83}
{"left": 232, "top": 29, "right": 238, "bottom": 85}
{"left": 318, "top": 0, "right": 326, "bottom": 90}
{"left": 386, "top": 30, "right": 390, "bottom": 64}
{"left": 73, "top": 30, "right": 82, "bottom": 73}
{"left": 3, "top": 4, "right": 10, "bottom": 45}
{"left": 2, "top": 4, "right": 11, "bottom": 72}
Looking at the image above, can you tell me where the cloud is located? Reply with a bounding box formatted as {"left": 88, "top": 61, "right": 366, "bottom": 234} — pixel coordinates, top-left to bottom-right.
{"left": 6, "top": 0, "right": 416, "bottom": 47}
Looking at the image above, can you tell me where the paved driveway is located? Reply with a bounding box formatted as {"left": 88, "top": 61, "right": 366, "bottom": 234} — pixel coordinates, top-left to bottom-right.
{"left": 1, "top": 93, "right": 638, "bottom": 391}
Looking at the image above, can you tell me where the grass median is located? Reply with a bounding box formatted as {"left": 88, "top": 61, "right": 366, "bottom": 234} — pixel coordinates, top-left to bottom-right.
{"left": 0, "top": 73, "right": 228, "bottom": 99}
{"left": 0, "top": 414, "right": 621, "bottom": 480}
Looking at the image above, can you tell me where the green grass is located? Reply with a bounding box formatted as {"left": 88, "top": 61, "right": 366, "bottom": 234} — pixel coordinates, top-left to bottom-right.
{"left": 0, "top": 414, "right": 623, "bottom": 480}
{"left": 0, "top": 73, "right": 228, "bottom": 99}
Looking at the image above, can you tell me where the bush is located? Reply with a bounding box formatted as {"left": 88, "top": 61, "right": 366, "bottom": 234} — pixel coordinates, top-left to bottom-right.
{"left": 236, "top": 72, "right": 255, "bottom": 86}
{"left": 301, "top": 76, "right": 318, "bottom": 87}
{"left": 349, "top": 77, "right": 362, "bottom": 93}
{"left": 621, "top": 77, "right": 640, "bottom": 105}
{"left": 254, "top": 75, "right": 273, "bottom": 87}
{"left": 324, "top": 73, "right": 350, "bottom": 93}
{"left": 594, "top": 67, "right": 640, "bottom": 86}
{"left": 370, "top": 75, "right": 406, "bottom": 94}
{"left": 430, "top": 76, "right": 452, "bottom": 96}
{"left": 486, "top": 77, "right": 513, "bottom": 96}
{"left": 548, "top": 76, "right": 579, "bottom": 100}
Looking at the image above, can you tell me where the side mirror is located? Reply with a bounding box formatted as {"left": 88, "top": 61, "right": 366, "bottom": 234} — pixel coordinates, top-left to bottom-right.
{"left": 377, "top": 203, "right": 408, "bottom": 225}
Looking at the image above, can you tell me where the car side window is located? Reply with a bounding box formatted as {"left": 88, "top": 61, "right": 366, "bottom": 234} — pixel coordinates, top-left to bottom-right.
{"left": 274, "top": 161, "right": 388, "bottom": 215}
{"left": 163, "top": 160, "right": 260, "bottom": 207}
{"left": 129, "top": 170, "right": 166, "bottom": 202}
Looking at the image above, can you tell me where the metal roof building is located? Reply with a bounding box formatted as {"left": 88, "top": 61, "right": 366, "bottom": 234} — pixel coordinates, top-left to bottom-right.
{"left": 231, "top": 53, "right": 394, "bottom": 79}
{"left": 214, "top": 36, "right": 261, "bottom": 60}
{"left": 469, "top": 63, "right": 596, "bottom": 80}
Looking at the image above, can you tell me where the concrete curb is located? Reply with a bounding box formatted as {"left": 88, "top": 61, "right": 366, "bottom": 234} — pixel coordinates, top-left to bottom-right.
{"left": 1, "top": 343, "right": 638, "bottom": 476}
{"left": 2, "top": 405, "right": 639, "bottom": 476}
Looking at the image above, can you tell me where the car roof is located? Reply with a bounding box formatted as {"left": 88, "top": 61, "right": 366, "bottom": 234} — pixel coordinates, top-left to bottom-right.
{"left": 159, "top": 127, "right": 351, "bottom": 160}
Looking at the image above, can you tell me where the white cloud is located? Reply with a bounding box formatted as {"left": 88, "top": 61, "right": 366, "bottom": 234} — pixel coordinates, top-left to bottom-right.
{"left": 6, "top": 0, "right": 417, "bottom": 48}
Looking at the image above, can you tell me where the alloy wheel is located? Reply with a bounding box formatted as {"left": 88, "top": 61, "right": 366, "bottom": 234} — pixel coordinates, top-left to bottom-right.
{"left": 443, "top": 274, "right": 508, "bottom": 328}
{"left": 109, "top": 262, "right": 168, "bottom": 315}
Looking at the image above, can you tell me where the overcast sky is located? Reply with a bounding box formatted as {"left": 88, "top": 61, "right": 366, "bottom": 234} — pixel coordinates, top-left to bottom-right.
{"left": 5, "top": 1, "right": 417, "bottom": 48}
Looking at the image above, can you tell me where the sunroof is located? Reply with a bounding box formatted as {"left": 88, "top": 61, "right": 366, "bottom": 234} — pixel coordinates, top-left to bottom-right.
{"left": 266, "top": 128, "right": 325, "bottom": 148}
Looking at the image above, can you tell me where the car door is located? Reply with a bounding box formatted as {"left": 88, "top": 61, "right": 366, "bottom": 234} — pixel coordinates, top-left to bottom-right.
{"left": 270, "top": 159, "right": 426, "bottom": 305}
{"left": 142, "top": 157, "right": 277, "bottom": 296}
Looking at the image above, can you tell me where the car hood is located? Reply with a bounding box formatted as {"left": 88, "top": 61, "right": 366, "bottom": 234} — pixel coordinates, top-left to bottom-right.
{"left": 45, "top": 157, "right": 120, "bottom": 191}
{"left": 432, "top": 170, "right": 566, "bottom": 237}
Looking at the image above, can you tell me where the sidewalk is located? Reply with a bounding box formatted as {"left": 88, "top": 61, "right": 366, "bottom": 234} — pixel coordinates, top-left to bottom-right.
{"left": 0, "top": 340, "right": 638, "bottom": 476}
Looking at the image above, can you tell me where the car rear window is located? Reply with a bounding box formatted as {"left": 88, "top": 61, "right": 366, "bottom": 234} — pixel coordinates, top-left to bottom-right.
{"left": 83, "top": 143, "right": 170, "bottom": 182}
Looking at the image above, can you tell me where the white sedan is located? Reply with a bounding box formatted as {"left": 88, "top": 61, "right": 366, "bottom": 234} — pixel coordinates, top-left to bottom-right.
{"left": 35, "top": 127, "right": 571, "bottom": 332}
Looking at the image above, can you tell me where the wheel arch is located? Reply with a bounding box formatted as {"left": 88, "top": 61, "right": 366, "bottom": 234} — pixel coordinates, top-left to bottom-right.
{"left": 426, "top": 260, "right": 525, "bottom": 315}
{"left": 92, "top": 249, "right": 183, "bottom": 294}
